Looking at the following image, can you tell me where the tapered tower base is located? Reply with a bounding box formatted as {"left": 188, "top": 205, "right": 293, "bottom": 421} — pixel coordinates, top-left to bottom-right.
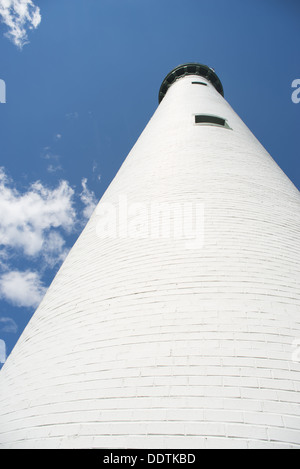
{"left": 0, "top": 64, "right": 300, "bottom": 449}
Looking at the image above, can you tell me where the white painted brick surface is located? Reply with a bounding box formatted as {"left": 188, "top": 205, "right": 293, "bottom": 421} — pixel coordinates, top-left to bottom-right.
{"left": 0, "top": 73, "right": 300, "bottom": 448}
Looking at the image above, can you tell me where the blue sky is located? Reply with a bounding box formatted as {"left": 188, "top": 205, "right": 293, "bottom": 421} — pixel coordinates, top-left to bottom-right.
{"left": 0, "top": 0, "right": 299, "bottom": 365}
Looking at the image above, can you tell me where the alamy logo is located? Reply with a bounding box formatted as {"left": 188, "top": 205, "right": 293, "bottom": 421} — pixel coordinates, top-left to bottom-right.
{"left": 0, "top": 79, "right": 6, "bottom": 103}
{"left": 291, "top": 79, "right": 300, "bottom": 104}
{"left": 0, "top": 339, "right": 6, "bottom": 366}
{"left": 95, "top": 195, "right": 205, "bottom": 249}
{"left": 292, "top": 338, "right": 300, "bottom": 363}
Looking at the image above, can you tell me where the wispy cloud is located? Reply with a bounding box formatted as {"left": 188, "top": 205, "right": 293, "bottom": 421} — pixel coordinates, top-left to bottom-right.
{"left": 47, "top": 163, "right": 63, "bottom": 173}
{"left": 41, "top": 148, "right": 60, "bottom": 161}
{"left": 92, "top": 160, "right": 101, "bottom": 182}
{"left": 0, "top": 0, "right": 41, "bottom": 49}
{"left": 80, "top": 178, "right": 97, "bottom": 219}
{"left": 0, "top": 316, "right": 17, "bottom": 333}
{"left": 65, "top": 111, "right": 79, "bottom": 120}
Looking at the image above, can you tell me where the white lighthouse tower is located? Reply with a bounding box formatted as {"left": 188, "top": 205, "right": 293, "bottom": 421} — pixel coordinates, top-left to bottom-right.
{"left": 0, "top": 63, "right": 300, "bottom": 449}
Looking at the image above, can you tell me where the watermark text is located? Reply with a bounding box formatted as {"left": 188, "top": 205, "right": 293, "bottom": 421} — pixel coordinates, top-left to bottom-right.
{"left": 95, "top": 195, "right": 205, "bottom": 249}
{"left": 0, "top": 79, "right": 6, "bottom": 103}
{"left": 0, "top": 339, "right": 6, "bottom": 366}
{"left": 291, "top": 79, "right": 300, "bottom": 104}
{"left": 292, "top": 338, "right": 300, "bottom": 363}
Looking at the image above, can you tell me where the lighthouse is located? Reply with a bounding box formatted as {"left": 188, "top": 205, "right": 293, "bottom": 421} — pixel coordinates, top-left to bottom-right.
{"left": 0, "top": 63, "right": 299, "bottom": 449}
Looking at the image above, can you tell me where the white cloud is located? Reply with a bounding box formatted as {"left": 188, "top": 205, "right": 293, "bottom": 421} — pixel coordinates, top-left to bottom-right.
{"left": 80, "top": 178, "right": 97, "bottom": 219}
{"left": 0, "top": 0, "right": 41, "bottom": 49}
{"left": 41, "top": 231, "right": 69, "bottom": 268}
{"left": 0, "top": 168, "right": 97, "bottom": 310}
{"left": 0, "top": 167, "right": 76, "bottom": 261}
{"left": 0, "top": 270, "right": 46, "bottom": 308}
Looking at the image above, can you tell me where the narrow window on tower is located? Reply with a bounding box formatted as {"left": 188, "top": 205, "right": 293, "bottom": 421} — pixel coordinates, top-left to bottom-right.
{"left": 191, "top": 81, "right": 207, "bottom": 86}
{"left": 194, "top": 114, "right": 231, "bottom": 129}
